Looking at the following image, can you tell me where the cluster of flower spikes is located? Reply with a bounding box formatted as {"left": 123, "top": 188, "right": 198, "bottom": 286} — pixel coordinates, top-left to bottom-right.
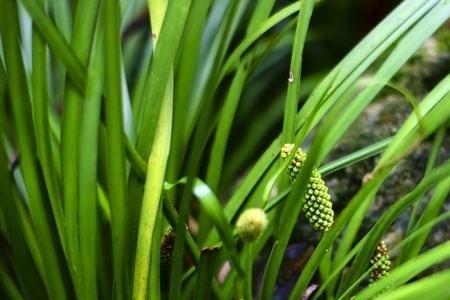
{"left": 281, "top": 143, "right": 334, "bottom": 232}
{"left": 369, "top": 240, "right": 392, "bottom": 283}
{"left": 160, "top": 228, "right": 175, "bottom": 290}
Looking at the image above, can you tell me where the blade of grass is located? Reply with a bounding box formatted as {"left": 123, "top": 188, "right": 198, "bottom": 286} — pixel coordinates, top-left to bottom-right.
{"left": 185, "top": 0, "right": 248, "bottom": 142}
{"left": 0, "top": 1, "right": 68, "bottom": 299}
{"left": 375, "top": 270, "right": 450, "bottom": 300}
{"left": 48, "top": 0, "right": 72, "bottom": 102}
{"left": 103, "top": 0, "right": 128, "bottom": 297}
{"left": 282, "top": 0, "right": 314, "bottom": 142}
{"left": 133, "top": 1, "right": 173, "bottom": 299}
{"left": 19, "top": 0, "right": 85, "bottom": 91}
{"left": 78, "top": 27, "right": 104, "bottom": 300}
{"left": 243, "top": 244, "right": 254, "bottom": 300}
{"left": 194, "top": 246, "right": 221, "bottom": 300}
{"left": 218, "top": 1, "right": 301, "bottom": 84}
{"left": 31, "top": 0, "right": 65, "bottom": 258}
{"left": 246, "top": 0, "right": 276, "bottom": 35}
{"left": 133, "top": 62, "right": 173, "bottom": 300}
{"left": 258, "top": 241, "right": 278, "bottom": 298}
{"left": 205, "top": 60, "right": 249, "bottom": 192}
{"left": 0, "top": 144, "right": 47, "bottom": 299}
{"left": 401, "top": 177, "right": 450, "bottom": 261}
{"left": 50, "top": 0, "right": 71, "bottom": 39}
{"left": 319, "top": 244, "right": 332, "bottom": 299}
{"left": 13, "top": 192, "right": 48, "bottom": 293}
{"left": 60, "top": 0, "right": 101, "bottom": 295}
{"left": 398, "top": 127, "right": 446, "bottom": 262}
{"left": 169, "top": 0, "right": 213, "bottom": 186}
{"left": 320, "top": 137, "right": 392, "bottom": 176}
{"left": 134, "top": 0, "right": 192, "bottom": 158}
{"left": 0, "top": 260, "right": 24, "bottom": 300}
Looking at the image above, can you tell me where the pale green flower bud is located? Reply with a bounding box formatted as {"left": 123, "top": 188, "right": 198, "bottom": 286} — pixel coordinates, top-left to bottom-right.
{"left": 236, "top": 208, "right": 268, "bottom": 242}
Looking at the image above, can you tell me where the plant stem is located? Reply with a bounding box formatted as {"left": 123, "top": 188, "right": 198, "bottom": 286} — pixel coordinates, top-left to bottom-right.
{"left": 103, "top": 0, "right": 127, "bottom": 297}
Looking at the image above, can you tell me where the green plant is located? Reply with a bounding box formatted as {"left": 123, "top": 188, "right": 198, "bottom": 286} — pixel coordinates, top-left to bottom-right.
{"left": 0, "top": 0, "right": 449, "bottom": 299}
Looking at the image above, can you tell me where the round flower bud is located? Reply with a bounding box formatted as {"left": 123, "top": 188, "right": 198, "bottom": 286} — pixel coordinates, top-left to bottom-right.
{"left": 236, "top": 208, "right": 268, "bottom": 242}
{"left": 369, "top": 240, "right": 391, "bottom": 283}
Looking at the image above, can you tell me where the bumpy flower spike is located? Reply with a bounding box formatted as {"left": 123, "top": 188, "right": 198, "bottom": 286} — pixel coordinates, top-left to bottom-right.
{"left": 281, "top": 143, "right": 334, "bottom": 232}
{"left": 369, "top": 240, "right": 392, "bottom": 283}
{"left": 280, "top": 143, "right": 307, "bottom": 181}
{"left": 236, "top": 208, "right": 268, "bottom": 242}
{"left": 303, "top": 168, "right": 334, "bottom": 231}
{"left": 160, "top": 228, "right": 175, "bottom": 290}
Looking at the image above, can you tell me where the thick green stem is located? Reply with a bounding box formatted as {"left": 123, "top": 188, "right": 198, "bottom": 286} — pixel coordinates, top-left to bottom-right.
{"left": 103, "top": 0, "right": 127, "bottom": 298}
{"left": 133, "top": 78, "right": 173, "bottom": 300}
